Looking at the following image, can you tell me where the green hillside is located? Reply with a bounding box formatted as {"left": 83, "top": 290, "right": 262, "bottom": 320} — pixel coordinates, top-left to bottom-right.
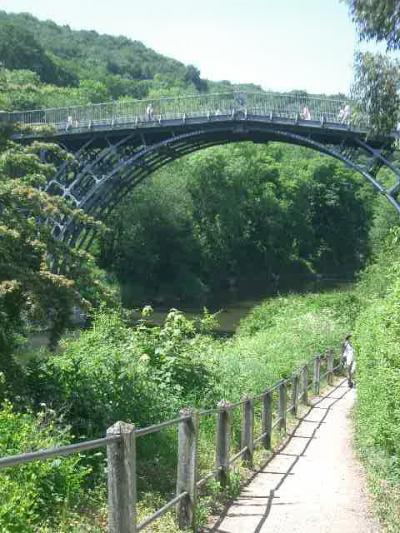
{"left": 0, "top": 10, "right": 264, "bottom": 110}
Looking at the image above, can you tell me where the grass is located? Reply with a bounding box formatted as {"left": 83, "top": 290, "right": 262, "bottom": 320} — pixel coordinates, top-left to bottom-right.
{"left": 3, "top": 288, "right": 353, "bottom": 531}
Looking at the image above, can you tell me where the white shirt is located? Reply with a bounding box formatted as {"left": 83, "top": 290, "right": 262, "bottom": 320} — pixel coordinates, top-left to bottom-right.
{"left": 342, "top": 341, "right": 354, "bottom": 366}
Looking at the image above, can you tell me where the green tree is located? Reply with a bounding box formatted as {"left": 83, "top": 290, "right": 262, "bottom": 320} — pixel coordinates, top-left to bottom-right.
{"left": 184, "top": 65, "right": 208, "bottom": 92}
{"left": 0, "top": 21, "right": 76, "bottom": 86}
{"left": 351, "top": 51, "right": 400, "bottom": 134}
{"left": 0, "top": 128, "right": 113, "bottom": 362}
{"left": 99, "top": 143, "right": 373, "bottom": 304}
{"left": 346, "top": 3, "right": 400, "bottom": 134}
{"left": 345, "top": 0, "right": 400, "bottom": 50}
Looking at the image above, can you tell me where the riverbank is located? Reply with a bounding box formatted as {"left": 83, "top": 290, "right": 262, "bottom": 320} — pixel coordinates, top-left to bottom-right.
{"left": 23, "top": 277, "right": 354, "bottom": 357}
{"left": 1, "top": 287, "right": 354, "bottom": 531}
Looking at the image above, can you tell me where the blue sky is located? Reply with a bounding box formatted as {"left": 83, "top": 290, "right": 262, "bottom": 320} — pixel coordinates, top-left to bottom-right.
{"left": 0, "top": 0, "right": 386, "bottom": 94}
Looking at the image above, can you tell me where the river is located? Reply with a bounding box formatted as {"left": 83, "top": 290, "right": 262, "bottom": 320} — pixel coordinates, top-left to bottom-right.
{"left": 131, "top": 297, "right": 266, "bottom": 336}
{"left": 25, "top": 296, "right": 263, "bottom": 353}
{"left": 25, "top": 277, "right": 351, "bottom": 351}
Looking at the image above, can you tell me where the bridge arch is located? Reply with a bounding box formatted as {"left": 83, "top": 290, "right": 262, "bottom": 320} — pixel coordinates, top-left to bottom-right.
{"left": 55, "top": 123, "right": 400, "bottom": 249}
{"left": 9, "top": 92, "right": 400, "bottom": 247}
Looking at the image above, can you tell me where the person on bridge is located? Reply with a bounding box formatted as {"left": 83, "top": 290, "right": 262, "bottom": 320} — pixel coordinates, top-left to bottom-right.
{"left": 66, "top": 115, "right": 73, "bottom": 130}
{"left": 342, "top": 334, "right": 355, "bottom": 388}
{"left": 338, "top": 104, "right": 351, "bottom": 124}
{"left": 300, "top": 106, "right": 311, "bottom": 120}
{"left": 146, "top": 103, "right": 154, "bottom": 121}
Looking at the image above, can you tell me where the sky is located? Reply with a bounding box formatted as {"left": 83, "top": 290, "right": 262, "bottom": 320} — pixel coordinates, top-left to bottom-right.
{"left": 0, "top": 0, "right": 386, "bottom": 94}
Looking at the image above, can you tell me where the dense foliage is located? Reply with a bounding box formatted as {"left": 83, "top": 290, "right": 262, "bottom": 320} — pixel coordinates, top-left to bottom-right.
{"left": 0, "top": 402, "right": 88, "bottom": 531}
{"left": 100, "top": 142, "right": 374, "bottom": 305}
{"left": 346, "top": 0, "right": 400, "bottom": 50}
{"left": 351, "top": 51, "right": 400, "bottom": 134}
{"left": 25, "top": 309, "right": 217, "bottom": 438}
{"left": 23, "top": 292, "right": 351, "bottom": 438}
{"left": 347, "top": 1, "right": 400, "bottom": 134}
{"left": 0, "top": 20, "right": 76, "bottom": 87}
{"left": 352, "top": 230, "right": 400, "bottom": 531}
{"left": 0, "top": 126, "right": 114, "bottom": 395}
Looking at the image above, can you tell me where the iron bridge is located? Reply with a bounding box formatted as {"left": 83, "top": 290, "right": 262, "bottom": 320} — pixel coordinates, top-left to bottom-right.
{"left": 6, "top": 90, "right": 400, "bottom": 248}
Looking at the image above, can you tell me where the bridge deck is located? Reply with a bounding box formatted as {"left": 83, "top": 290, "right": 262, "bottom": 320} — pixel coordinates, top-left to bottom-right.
{"left": 11, "top": 114, "right": 375, "bottom": 150}
{"left": 7, "top": 90, "right": 392, "bottom": 149}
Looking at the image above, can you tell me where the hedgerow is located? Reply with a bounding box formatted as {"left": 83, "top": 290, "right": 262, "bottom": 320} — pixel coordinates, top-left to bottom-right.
{"left": 353, "top": 229, "right": 400, "bottom": 531}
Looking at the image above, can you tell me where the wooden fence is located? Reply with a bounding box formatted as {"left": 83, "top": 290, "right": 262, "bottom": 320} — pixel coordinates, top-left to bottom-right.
{"left": 0, "top": 350, "right": 341, "bottom": 532}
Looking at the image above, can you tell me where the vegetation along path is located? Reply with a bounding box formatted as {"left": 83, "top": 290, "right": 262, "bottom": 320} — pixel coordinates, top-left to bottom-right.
{"left": 208, "top": 380, "right": 379, "bottom": 533}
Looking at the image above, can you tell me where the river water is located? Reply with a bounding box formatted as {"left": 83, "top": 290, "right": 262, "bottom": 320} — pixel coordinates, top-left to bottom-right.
{"left": 127, "top": 277, "right": 351, "bottom": 335}
{"left": 25, "top": 296, "right": 262, "bottom": 352}
{"left": 131, "top": 297, "right": 265, "bottom": 336}
{"left": 25, "top": 277, "right": 351, "bottom": 350}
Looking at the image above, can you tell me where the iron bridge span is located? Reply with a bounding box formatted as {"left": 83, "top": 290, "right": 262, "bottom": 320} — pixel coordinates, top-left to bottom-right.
{"left": 6, "top": 91, "right": 400, "bottom": 247}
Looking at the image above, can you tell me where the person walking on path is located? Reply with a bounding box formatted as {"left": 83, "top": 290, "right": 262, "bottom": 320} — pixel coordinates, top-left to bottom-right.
{"left": 342, "top": 334, "right": 355, "bottom": 388}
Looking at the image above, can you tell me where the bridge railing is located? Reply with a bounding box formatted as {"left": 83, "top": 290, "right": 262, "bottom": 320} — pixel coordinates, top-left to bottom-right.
{"left": 3, "top": 91, "right": 366, "bottom": 132}
{"left": 0, "top": 349, "right": 343, "bottom": 532}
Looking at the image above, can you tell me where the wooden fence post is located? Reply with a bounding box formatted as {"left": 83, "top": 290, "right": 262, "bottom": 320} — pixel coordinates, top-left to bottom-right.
{"left": 278, "top": 381, "right": 287, "bottom": 433}
{"left": 241, "top": 396, "right": 254, "bottom": 467}
{"left": 313, "top": 355, "right": 321, "bottom": 395}
{"left": 327, "top": 349, "right": 334, "bottom": 385}
{"left": 216, "top": 401, "right": 230, "bottom": 488}
{"left": 261, "top": 391, "right": 272, "bottom": 450}
{"left": 176, "top": 409, "right": 198, "bottom": 531}
{"left": 291, "top": 374, "right": 299, "bottom": 416}
{"left": 107, "top": 421, "right": 136, "bottom": 533}
{"left": 302, "top": 364, "right": 309, "bottom": 405}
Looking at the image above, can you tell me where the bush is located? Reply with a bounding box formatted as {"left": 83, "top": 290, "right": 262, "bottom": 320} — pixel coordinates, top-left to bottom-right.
{"left": 26, "top": 309, "right": 216, "bottom": 439}
{"left": 0, "top": 402, "right": 88, "bottom": 531}
{"left": 353, "top": 228, "right": 400, "bottom": 530}
{"left": 355, "top": 286, "right": 400, "bottom": 455}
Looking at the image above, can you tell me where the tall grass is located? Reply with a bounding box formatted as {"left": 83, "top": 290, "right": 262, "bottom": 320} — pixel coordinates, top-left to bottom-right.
{"left": 1, "top": 289, "right": 353, "bottom": 530}
{"left": 205, "top": 291, "right": 353, "bottom": 403}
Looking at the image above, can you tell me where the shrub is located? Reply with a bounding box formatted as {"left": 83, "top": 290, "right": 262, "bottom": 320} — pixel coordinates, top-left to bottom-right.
{"left": 26, "top": 309, "right": 216, "bottom": 439}
{"left": 0, "top": 402, "right": 88, "bottom": 531}
{"left": 353, "top": 228, "right": 400, "bottom": 530}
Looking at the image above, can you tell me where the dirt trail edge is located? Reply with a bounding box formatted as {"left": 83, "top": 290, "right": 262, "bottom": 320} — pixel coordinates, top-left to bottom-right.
{"left": 206, "top": 380, "right": 379, "bottom": 533}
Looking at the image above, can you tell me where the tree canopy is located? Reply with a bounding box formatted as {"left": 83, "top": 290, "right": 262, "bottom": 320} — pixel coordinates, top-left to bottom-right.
{"left": 99, "top": 143, "right": 374, "bottom": 306}
{"left": 346, "top": 2, "right": 400, "bottom": 134}
{"left": 346, "top": 0, "right": 400, "bottom": 50}
{"left": 0, "top": 21, "right": 76, "bottom": 86}
{"left": 0, "top": 126, "right": 114, "bottom": 357}
{"left": 351, "top": 51, "right": 400, "bottom": 134}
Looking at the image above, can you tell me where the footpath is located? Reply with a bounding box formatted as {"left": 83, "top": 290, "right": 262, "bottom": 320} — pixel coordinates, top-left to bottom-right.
{"left": 207, "top": 380, "right": 379, "bottom": 533}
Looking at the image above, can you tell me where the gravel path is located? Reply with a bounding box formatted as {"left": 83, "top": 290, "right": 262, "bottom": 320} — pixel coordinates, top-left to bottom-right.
{"left": 208, "top": 380, "right": 379, "bottom": 533}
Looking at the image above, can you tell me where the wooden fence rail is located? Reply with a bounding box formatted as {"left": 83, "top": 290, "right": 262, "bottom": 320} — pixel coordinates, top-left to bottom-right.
{"left": 0, "top": 350, "right": 342, "bottom": 532}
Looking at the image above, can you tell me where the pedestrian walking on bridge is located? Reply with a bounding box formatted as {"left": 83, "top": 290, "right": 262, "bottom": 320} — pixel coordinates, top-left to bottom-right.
{"left": 146, "top": 103, "right": 154, "bottom": 121}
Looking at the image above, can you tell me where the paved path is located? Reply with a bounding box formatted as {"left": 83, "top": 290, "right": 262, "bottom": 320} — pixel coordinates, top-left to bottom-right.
{"left": 208, "top": 381, "right": 379, "bottom": 533}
